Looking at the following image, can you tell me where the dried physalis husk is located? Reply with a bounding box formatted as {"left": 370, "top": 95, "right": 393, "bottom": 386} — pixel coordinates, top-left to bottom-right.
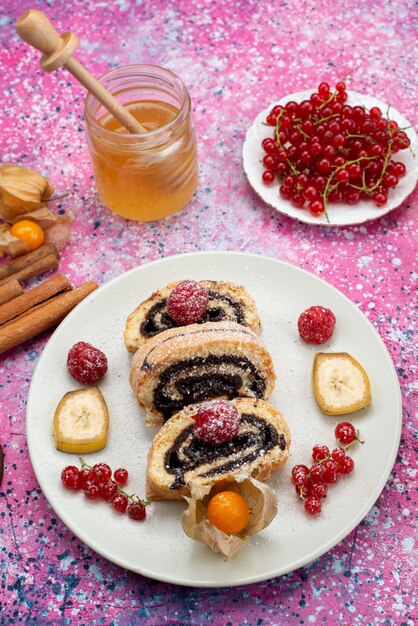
{"left": 0, "top": 223, "right": 29, "bottom": 256}
{"left": 181, "top": 476, "right": 278, "bottom": 560}
{"left": 0, "top": 163, "right": 54, "bottom": 222}
{"left": 0, "top": 207, "right": 75, "bottom": 257}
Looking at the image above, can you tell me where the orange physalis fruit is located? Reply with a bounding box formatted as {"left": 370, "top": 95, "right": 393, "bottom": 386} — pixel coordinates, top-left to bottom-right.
{"left": 10, "top": 220, "right": 45, "bottom": 251}
{"left": 207, "top": 490, "right": 250, "bottom": 535}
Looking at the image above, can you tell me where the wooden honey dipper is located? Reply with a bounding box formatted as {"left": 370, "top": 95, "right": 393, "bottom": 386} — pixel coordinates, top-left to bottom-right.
{"left": 16, "top": 9, "right": 147, "bottom": 134}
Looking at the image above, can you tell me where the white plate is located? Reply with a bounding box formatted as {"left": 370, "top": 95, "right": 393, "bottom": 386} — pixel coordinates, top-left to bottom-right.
{"left": 243, "top": 90, "right": 418, "bottom": 226}
{"left": 27, "top": 252, "right": 402, "bottom": 587}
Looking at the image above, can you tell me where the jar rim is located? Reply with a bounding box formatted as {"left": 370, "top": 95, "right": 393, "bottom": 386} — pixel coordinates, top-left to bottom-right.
{"left": 85, "top": 64, "right": 190, "bottom": 140}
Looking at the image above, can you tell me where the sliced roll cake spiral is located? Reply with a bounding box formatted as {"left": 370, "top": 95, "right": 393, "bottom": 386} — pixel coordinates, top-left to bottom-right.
{"left": 124, "top": 280, "right": 260, "bottom": 352}
{"left": 129, "top": 321, "right": 276, "bottom": 426}
{"left": 146, "top": 398, "right": 291, "bottom": 500}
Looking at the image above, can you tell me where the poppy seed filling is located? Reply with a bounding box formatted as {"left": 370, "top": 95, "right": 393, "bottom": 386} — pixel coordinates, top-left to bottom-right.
{"left": 164, "top": 413, "right": 286, "bottom": 490}
{"left": 153, "top": 355, "right": 266, "bottom": 420}
{"left": 140, "top": 290, "right": 245, "bottom": 337}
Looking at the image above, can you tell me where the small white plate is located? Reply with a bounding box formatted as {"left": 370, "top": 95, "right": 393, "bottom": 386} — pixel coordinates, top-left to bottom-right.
{"left": 243, "top": 91, "right": 418, "bottom": 226}
{"left": 27, "top": 252, "right": 402, "bottom": 587}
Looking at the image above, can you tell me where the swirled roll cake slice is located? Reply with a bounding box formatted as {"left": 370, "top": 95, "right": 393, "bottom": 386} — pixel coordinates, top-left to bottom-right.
{"left": 129, "top": 321, "right": 276, "bottom": 426}
{"left": 146, "top": 398, "right": 290, "bottom": 500}
{"left": 124, "top": 280, "right": 261, "bottom": 352}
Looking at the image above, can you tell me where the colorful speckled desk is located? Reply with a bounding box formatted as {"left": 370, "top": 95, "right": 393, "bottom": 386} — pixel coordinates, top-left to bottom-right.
{"left": 1, "top": 0, "right": 416, "bottom": 624}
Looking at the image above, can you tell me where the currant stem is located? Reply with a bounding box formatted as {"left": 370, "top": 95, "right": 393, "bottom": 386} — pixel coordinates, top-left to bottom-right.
{"left": 117, "top": 488, "right": 151, "bottom": 506}
{"left": 41, "top": 192, "right": 70, "bottom": 203}
{"left": 337, "top": 431, "right": 365, "bottom": 451}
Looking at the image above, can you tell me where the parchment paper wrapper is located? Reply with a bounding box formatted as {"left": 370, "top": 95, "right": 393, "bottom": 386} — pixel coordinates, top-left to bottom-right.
{"left": 181, "top": 476, "right": 278, "bottom": 559}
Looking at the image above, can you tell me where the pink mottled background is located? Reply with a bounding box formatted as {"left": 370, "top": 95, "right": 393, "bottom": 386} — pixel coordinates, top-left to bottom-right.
{"left": 0, "top": 0, "right": 417, "bottom": 624}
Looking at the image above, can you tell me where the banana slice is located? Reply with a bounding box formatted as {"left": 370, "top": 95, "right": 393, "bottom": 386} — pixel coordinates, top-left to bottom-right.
{"left": 313, "top": 352, "right": 371, "bottom": 415}
{"left": 53, "top": 387, "right": 109, "bottom": 453}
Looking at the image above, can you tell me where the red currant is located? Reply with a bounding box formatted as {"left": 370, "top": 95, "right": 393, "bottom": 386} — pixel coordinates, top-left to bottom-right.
{"left": 331, "top": 448, "right": 346, "bottom": 463}
{"left": 263, "top": 154, "right": 277, "bottom": 170}
{"left": 369, "top": 106, "right": 382, "bottom": 121}
{"left": 318, "top": 82, "right": 330, "bottom": 99}
{"left": 312, "top": 444, "right": 330, "bottom": 463}
{"left": 335, "top": 422, "right": 358, "bottom": 445}
{"left": 112, "top": 493, "right": 129, "bottom": 514}
{"left": 79, "top": 467, "right": 92, "bottom": 489}
{"left": 336, "top": 168, "right": 350, "bottom": 183}
{"left": 322, "top": 459, "right": 339, "bottom": 484}
{"left": 101, "top": 480, "right": 119, "bottom": 502}
{"left": 304, "top": 497, "right": 322, "bottom": 515}
{"left": 291, "top": 464, "right": 310, "bottom": 486}
{"left": 291, "top": 193, "right": 305, "bottom": 208}
{"left": 347, "top": 162, "right": 362, "bottom": 179}
{"left": 283, "top": 175, "right": 295, "bottom": 189}
{"left": 262, "top": 170, "right": 275, "bottom": 185}
{"left": 373, "top": 192, "right": 388, "bottom": 207}
{"left": 285, "top": 101, "right": 298, "bottom": 114}
{"left": 310, "top": 143, "right": 322, "bottom": 157}
{"left": 393, "top": 161, "right": 406, "bottom": 177}
{"left": 84, "top": 480, "right": 102, "bottom": 500}
{"left": 263, "top": 139, "right": 277, "bottom": 154}
{"left": 262, "top": 138, "right": 272, "bottom": 150}
{"left": 336, "top": 91, "right": 348, "bottom": 104}
{"left": 316, "top": 158, "right": 332, "bottom": 175}
{"left": 308, "top": 483, "right": 328, "bottom": 499}
{"left": 298, "top": 100, "right": 314, "bottom": 118}
{"left": 309, "top": 464, "right": 325, "bottom": 484}
{"left": 91, "top": 463, "right": 112, "bottom": 485}
{"left": 308, "top": 200, "right": 325, "bottom": 216}
{"left": 276, "top": 163, "right": 288, "bottom": 177}
{"left": 303, "top": 186, "right": 319, "bottom": 202}
{"left": 312, "top": 176, "right": 326, "bottom": 192}
{"left": 323, "top": 145, "right": 336, "bottom": 160}
{"left": 338, "top": 455, "right": 355, "bottom": 475}
{"left": 61, "top": 466, "right": 81, "bottom": 490}
{"left": 128, "top": 502, "right": 147, "bottom": 521}
{"left": 280, "top": 185, "right": 292, "bottom": 200}
{"left": 272, "top": 105, "right": 285, "bottom": 117}
{"left": 310, "top": 93, "right": 322, "bottom": 107}
{"left": 114, "top": 468, "right": 129, "bottom": 486}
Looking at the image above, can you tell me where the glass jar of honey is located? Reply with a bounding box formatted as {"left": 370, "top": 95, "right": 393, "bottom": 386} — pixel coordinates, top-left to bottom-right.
{"left": 85, "top": 65, "right": 198, "bottom": 221}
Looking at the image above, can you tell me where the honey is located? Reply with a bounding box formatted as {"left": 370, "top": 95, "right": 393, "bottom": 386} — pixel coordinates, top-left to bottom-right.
{"left": 85, "top": 66, "right": 198, "bottom": 221}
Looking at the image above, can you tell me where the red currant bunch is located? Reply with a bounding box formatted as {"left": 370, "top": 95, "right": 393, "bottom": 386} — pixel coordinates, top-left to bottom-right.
{"left": 291, "top": 422, "right": 364, "bottom": 516}
{"left": 60, "top": 458, "right": 150, "bottom": 521}
{"left": 261, "top": 78, "right": 410, "bottom": 218}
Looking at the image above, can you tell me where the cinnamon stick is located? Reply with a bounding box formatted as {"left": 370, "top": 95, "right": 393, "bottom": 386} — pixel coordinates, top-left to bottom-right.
{"left": 0, "top": 280, "right": 24, "bottom": 306}
{"left": 0, "top": 273, "right": 71, "bottom": 326}
{"left": 0, "top": 280, "right": 98, "bottom": 355}
{"left": 0, "top": 243, "right": 59, "bottom": 280}
{"left": 0, "top": 253, "right": 59, "bottom": 287}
